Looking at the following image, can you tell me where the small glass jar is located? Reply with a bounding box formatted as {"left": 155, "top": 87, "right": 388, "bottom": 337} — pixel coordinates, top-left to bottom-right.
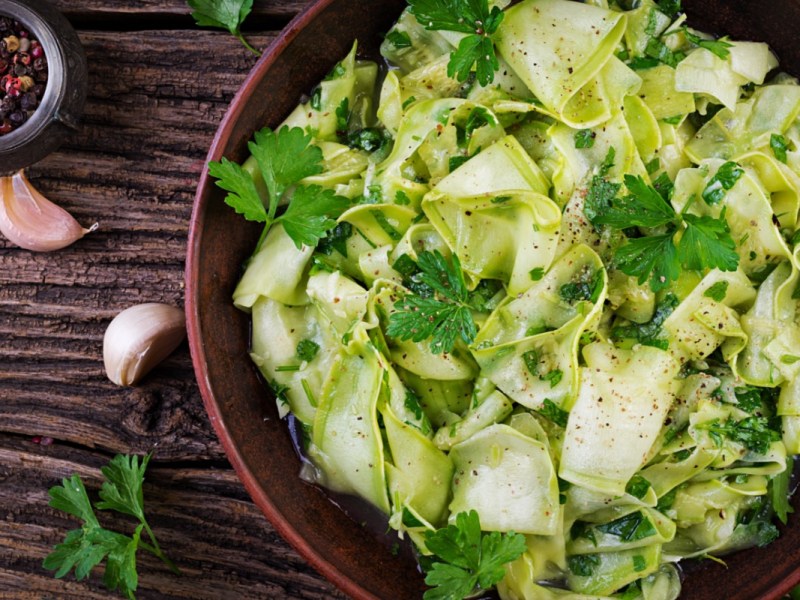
{"left": 0, "top": 0, "right": 87, "bottom": 176}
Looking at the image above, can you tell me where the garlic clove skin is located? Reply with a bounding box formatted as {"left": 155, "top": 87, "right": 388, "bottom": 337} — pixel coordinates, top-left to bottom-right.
{"left": 103, "top": 303, "right": 187, "bottom": 386}
{"left": 0, "top": 170, "right": 95, "bottom": 252}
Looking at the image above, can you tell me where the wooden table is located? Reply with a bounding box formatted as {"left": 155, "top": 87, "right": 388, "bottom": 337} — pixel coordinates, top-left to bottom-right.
{"left": 0, "top": 1, "right": 348, "bottom": 597}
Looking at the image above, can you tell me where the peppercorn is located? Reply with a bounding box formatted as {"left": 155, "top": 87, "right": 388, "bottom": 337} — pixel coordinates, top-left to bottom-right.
{"left": 0, "top": 16, "right": 48, "bottom": 136}
{"left": 3, "top": 35, "right": 19, "bottom": 53}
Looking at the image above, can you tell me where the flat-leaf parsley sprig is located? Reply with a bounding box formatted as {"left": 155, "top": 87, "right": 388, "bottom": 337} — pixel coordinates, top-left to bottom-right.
{"left": 386, "top": 250, "right": 478, "bottom": 355}
{"left": 585, "top": 167, "right": 739, "bottom": 291}
{"left": 422, "top": 510, "right": 526, "bottom": 600}
{"left": 188, "top": 0, "right": 261, "bottom": 56}
{"left": 43, "top": 454, "right": 179, "bottom": 600}
{"left": 407, "top": 0, "right": 505, "bottom": 86}
{"left": 208, "top": 126, "right": 349, "bottom": 251}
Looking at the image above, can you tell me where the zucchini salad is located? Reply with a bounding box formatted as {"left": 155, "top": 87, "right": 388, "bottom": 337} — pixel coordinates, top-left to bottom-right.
{"left": 210, "top": 0, "right": 800, "bottom": 597}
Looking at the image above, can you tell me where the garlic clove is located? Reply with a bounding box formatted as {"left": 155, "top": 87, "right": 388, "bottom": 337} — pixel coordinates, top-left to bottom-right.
{"left": 103, "top": 303, "right": 187, "bottom": 386}
{"left": 0, "top": 170, "right": 96, "bottom": 252}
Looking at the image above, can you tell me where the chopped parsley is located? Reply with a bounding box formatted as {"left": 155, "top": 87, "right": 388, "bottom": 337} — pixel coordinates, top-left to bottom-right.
{"left": 568, "top": 554, "right": 600, "bottom": 577}
{"left": 611, "top": 293, "right": 678, "bottom": 350}
{"left": 699, "top": 416, "right": 781, "bottom": 455}
{"left": 702, "top": 161, "right": 744, "bottom": 205}
{"left": 385, "top": 29, "right": 412, "bottom": 49}
{"left": 559, "top": 268, "right": 604, "bottom": 304}
{"left": 682, "top": 27, "right": 733, "bottom": 59}
{"left": 771, "top": 133, "right": 790, "bottom": 164}
{"left": 596, "top": 511, "right": 657, "bottom": 541}
{"left": 537, "top": 399, "right": 569, "bottom": 428}
{"left": 626, "top": 475, "right": 653, "bottom": 500}
{"left": 574, "top": 129, "right": 596, "bottom": 149}
{"left": 704, "top": 280, "right": 729, "bottom": 302}
{"left": 296, "top": 339, "right": 320, "bottom": 362}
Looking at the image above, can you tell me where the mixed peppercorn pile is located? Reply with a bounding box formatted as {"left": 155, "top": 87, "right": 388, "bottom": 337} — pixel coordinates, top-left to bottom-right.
{"left": 0, "top": 16, "right": 48, "bottom": 136}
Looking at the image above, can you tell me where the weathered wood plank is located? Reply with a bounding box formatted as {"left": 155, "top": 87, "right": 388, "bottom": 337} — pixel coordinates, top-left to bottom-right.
{"left": 0, "top": 31, "right": 276, "bottom": 461}
{"left": 51, "top": 0, "right": 311, "bottom": 21}
{"left": 0, "top": 438, "right": 346, "bottom": 599}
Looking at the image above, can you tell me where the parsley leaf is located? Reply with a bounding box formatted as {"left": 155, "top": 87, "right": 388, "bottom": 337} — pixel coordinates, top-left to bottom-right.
{"left": 95, "top": 454, "right": 149, "bottom": 521}
{"left": 423, "top": 510, "right": 526, "bottom": 600}
{"left": 210, "top": 127, "right": 347, "bottom": 250}
{"left": 771, "top": 133, "right": 790, "bottom": 164}
{"left": 699, "top": 416, "right": 781, "bottom": 454}
{"left": 559, "top": 267, "right": 604, "bottom": 304}
{"left": 408, "top": 0, "right": 504, "bottom": 86}
{"left": 592, "top": 175, "right": 678, "bottom": 229}
{"left": 574, "top": 129, "right": 596, "bottom": 149}
{"left": 43, "top": 455, "right": 178, "bottom": 598}
{"left": 616, "top": 232, "right": 680, "bottom": 292}
{"left": 537, "top": 398, "right": 569, "bottom": 428}
{"left": 277, "top": 185, "right": 346, "bottom": 249}
{"left": 704, "top": 280, "right": 729, "bottom": 302}
{"left": 207, "top": 158, "right": 267, "bottom": 222}
{"left": 612, "top": 293, "right": 678, "bottom": 350}
{"left": 678, "top": 212, "right": 740, "bottom": 272}
{"left": 682, "top": 28, "right": 733, "bottom": 59}
{"left": 249, "top": 126, "right": 324, "bottom": 210}
{"left": 596, "top": 511, "right": 656, "bottom": 541}
{"left": 590, "top": 163, "right": 739, "bottom": 289}
{"left": 702, "top": 161, "right": 744, "bottom": 205}
{"left": 626, "top": 476, "right": 653, "bottom": 500}
{"left": 187, "top": 0, "right": 260, "bottom": 55}
{"left": 386, "top": 29, "right": 412, "bottom": 49}
{"left": 296, "top": 339, "right": 320, "bottom": 362}
{"left": 656, "top": 0, "right": 682, "bottom": 18}
{"left": 386, "top": 251, "right": 477, "bottom": 354}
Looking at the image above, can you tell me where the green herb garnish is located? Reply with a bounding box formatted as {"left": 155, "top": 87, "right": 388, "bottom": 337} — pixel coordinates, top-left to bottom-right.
{"left": 407, "top": 0, "right": 505, "bottom": 86}
{"left": 682, "top": 28, "right": 733, "bottom": 59}
{"left": 588, "top": 171, "right": 738, "bottom": 290}
{"left": 702, "top": 161, "right": 744, "bottom": 205}
{"left": 704, "top": 280, "right": 729, "bottom": 302}
{"left": 537, "top": 399, "right": 569, "bottom": 428}
{"left": 771, "top": 133, "right": 790, "bottom": 164}
{"left": 208, "top": 126, "right": 348, "bottom": 250}
{"left": 386, "top": 250, "right": 477, "bottom": 354}
{"left": 699, "top": 416, "right": 781, "bottom": 455}
{"left": 296, "top": 339, "right": 320, "bottom": 362}
{"left": 574, "top": 129, "right": 596, "bottom": 149}
{"left": 43, "top": 454, "right": 179, "bottom": 599}
{"left": 187, "top": 0, "right": 260, "bottom": 55}
{"left": 611, "top": 293, "right": 678, "bottom": 350}
{"left": 386, "top": 29, "right": 413, "bottom": 49}
{"left": 422, "top": 510, "right": 526, "bottom": 600}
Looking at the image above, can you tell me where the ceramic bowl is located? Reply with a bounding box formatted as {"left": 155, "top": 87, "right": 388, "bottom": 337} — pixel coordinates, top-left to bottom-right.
{"left": 186, "top": 1, "right": 800, "bottom": 598}
{"left": 0, "top": 0, "right": 87, "bottom": 175}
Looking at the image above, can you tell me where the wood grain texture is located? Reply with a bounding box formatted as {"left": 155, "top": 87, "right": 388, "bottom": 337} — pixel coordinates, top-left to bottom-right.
{"left": 0, "top": 0, "right": 347, "bottom": 596}
{"left": 51, "top": 0, "right": 309, "bottom": 21}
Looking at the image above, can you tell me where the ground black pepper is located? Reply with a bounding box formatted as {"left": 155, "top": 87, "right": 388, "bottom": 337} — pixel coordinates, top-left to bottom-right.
{"left": 0, "top": 16, "right": 48, "bottom": 136}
